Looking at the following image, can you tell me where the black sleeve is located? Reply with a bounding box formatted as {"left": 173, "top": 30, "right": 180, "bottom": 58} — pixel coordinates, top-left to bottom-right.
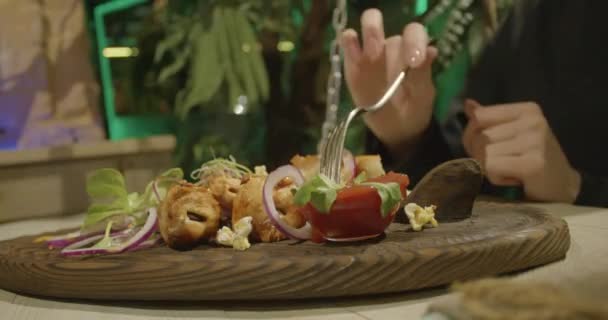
{"left": 366, "top": 118, "right": 453, "bottom": 186}
{"left": 574, "top": 172, "right": 608, "bottom": 207}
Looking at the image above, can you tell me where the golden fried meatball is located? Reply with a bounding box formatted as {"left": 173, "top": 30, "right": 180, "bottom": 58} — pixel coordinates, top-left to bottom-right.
{"left": 290, "top": 154, "right": 320, "bottom": 181}
{"left": 206, "top": 172, "right": 242, "bottom": 211}
{"left": 232, "top": 175, "right": 305, "bottom": 242}
{"left": 159, "top": 182, "right": 221, "bottom": 250}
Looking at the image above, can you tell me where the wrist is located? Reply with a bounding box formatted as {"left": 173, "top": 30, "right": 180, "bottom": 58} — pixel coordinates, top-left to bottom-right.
{"left": 364, "top": 117, "right": 431, "bottom": 161}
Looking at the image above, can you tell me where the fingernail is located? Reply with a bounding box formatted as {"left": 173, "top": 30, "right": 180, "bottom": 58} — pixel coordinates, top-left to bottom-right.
{"left": 406, "top": 49, "right": 422, "bottom": 67}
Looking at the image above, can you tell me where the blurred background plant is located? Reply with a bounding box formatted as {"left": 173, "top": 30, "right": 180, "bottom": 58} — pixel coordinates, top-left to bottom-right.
{"left": 126, "top": 0, "right": 310, "bottom": 174}
{"left": 85, "top": 0, "right": 514, "bottom": 176}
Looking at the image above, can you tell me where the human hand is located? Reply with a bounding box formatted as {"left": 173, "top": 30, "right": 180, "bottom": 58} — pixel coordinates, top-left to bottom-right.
{"left": 341, "top": 9, "right": 437, "bottom": 156}
{"left": 463, "top": 100, "right": 581, "bottom": 203}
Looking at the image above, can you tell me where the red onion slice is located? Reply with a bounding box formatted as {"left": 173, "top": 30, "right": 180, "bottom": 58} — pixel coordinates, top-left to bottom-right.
{"left": 262, "top": 165, "right": 311, "bottom": 240}
{"left": 45, "top": 230, "right": 102, "bottom": 248}
{"left": 61, "top": 208, "right": 159, "bottom": 256}
{"left": 342, "top": 149, "right": 356, "bottom": 182}
{"left": 126, "top": 234, "right": 162, "bottom": 252}
{"left": 45, "top": 215, "right": 136, "bottom": 248}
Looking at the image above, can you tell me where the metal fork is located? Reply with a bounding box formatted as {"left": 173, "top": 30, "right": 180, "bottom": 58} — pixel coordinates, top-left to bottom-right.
{"left": 320, "top": 67, "right": 410, "bottom": 183}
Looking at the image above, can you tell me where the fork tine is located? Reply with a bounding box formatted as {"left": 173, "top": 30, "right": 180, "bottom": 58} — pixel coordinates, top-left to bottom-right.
{"left": 336, "top": 122, "right": 349, "bottom": 182}
{"left": 326, "top": 127, "right": 337, "bottom": 180}
{"left": 319, "top": 138, "right": 328, "bottom": 176}
{"left": 320, "top": 125, "right": 338, "bottom": 177}
{"left": 334, "top": 125, "right": 348, "bottom": 182}
{"left": 325, "top": 125, "right": 339, "bottom": 179}
{"left": 329, "top": 121, "right": 346, "bottom": 182}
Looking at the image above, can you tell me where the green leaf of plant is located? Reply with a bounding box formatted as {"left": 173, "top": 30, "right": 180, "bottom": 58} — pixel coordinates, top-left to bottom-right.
{"left": 232, "top": 9, "right": 260, "bottom": 108}
{"left": 177, "top": 22, "right": 224, "bottom": 119}
{"left": 361, "top": 182, "right": 403, "bottom": 217}
{"left": 235, "top": 7, "right": 269, "bottom": 103}
{"left": 215, "top": 7, "right": 243, "bottom": 108}
{"left": 91, "top": 221, "right": 115, "bottom": 249}
{"left": 309, "top": 186, "right": 337, "bottom": 213}
{"left": 83, "top": 202, "right": 127, "bottom": 227}
{"left": 157, "top": 46, "right": 190, "bottom": 83}
{"left": 86, "top": 169, "right": 128, "bottom": 202}
{"left": 293, "top": 174, "right": 341, "bottom": 213}
{"left": 224, "top": 7, "right": 249, "bottom": 108}
{"left": 127, "top": 192, "right": 141, "bottom": 209}
{"left": 83, "top": 168, "right": 183, "bottom": 228}
{"left": 354, "top": 171, "right": 367, "bottom": 184}
{"left": 154, "top": 29, "right": 186, "bottom": 63}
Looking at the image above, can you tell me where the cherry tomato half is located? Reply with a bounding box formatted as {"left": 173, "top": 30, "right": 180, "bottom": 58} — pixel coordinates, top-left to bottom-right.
{"left": 300, "top": 172, "right": 409, "bottom": 242}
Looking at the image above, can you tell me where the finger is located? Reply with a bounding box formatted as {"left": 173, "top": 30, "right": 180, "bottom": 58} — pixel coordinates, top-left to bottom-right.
{"left": 406, "top": 45, "right": 437, "bottom": 90}
{"left": 385, "top": 35, "right": 402, "bottom": 80}
{"left": 485, "top": 155, "right": 525, "bottom": 186}
{"left": 464, "top": 99, "right": 482, "bottom": 119}
{"left": 385, "top": 35, "right": 405, "bottom": 104}
{"left": 472, "top": 103, "right": 525, "bottom": 129}
{"left": 470, "top": 132, "right": 488, "bottom": 165}
{"left": 482, "top": 116, "right": 537, "bottom": 144}
{"left": 485, "top": 134, "right": 537, "bottom": 157}
{"left": 409, "top": 47, "right": 438, "bottom": 83}
{"left": 462, "top": 120, "right": 478, "bottom": 156}
{"left": 341, "top": 29, "right": 363, "bottom": 65}
{"left": 462, "top": 99, "right": 482, "bottom": 153}
{"left": 361, "top": 9, "right": 385, "bottom": 61}
{"left": 401, "top": 22, "right": 428, "bottom": 68}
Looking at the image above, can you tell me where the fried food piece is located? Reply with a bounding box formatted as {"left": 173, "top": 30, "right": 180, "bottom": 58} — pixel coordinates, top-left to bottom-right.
{"left": 273, "top": 179, "right": 306, "bottom": 229}
{"left": 232, "top": 175, "right": 305, "bottom": 242}
{"left": 291, "top": 154, "right": 386, "bottom": 181}
{"left": 205, "top": 172, "right": 242, "bottom": 211}
{"left": 290, "top": 154, "right": 319, "bottom": 181}
{"left": 159, "top": 182, "right": 221, "bottom": 250}
{"left": 290, "top": 154, "right": 351, "bottom": 182}
{"left": 355, "top": 155, "right": 385, "bottom": 179}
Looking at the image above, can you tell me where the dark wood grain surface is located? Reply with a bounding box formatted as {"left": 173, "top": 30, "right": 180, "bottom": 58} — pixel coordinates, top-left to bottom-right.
{"left": 402, "top": 158, "right": 483, "bottom": 222}
{"left": 0, "top": 201, "right": 570, "bottom": 301}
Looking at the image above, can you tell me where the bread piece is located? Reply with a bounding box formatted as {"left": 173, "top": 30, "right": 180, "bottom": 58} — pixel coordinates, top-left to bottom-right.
{"left": 355, "top": 155, "right": 385, "bottom": 179}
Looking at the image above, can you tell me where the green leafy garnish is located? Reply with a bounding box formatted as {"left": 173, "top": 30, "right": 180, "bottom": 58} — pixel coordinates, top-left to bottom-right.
{"left": 293, "top": 174, "right": 341, "bottom": 213}
{"left": 92, "top": 221, "right": 115, "bottom": 249}
{"left": 83, "top": 168, "right": 183, "bottom": 228}
{"left": 294, "top": 173, "right": 403, "bottom": 217}
{"left": 353, "top": 171, "right": 367, "bottom": 184}
{"left": 309, "top": 187, "right": 337, "bottom": 214}
{"left": 191, "top": 157, "right": 252, "bottom": 183}
{"left": 359, "top": 182, "right": 403, "bottom": 217}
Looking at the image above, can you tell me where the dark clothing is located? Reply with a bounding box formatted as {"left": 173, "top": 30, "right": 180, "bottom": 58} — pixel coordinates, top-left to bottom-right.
{"left": 369, "top": 0, "right": 608, "bottom": 207}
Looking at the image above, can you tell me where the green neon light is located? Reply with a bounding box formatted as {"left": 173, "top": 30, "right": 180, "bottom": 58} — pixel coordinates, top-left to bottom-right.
{"left": 415, "top": 0, "right": 428, "bottom": 16}
{"left": 93, "top": 0, "right": 147, "bottom": 140}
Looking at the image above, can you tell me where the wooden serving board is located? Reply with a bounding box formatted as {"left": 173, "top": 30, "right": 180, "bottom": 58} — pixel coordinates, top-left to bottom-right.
{"left": 0, "top": 201, "right": 569, "bottom": 301}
